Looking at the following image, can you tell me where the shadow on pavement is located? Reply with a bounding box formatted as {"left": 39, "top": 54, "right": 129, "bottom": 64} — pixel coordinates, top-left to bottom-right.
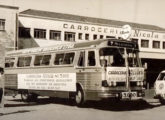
{"left": 4, "top": 97, "right": 162, "bottom": 111}
{"left": 0, "top": 110, "right": 32, "bottom": 116}
{"left": 5, "top": 97, "right": 54, "bottom": 107}
{"left": 82, "top": 99, "right": 162, "bottom": 111}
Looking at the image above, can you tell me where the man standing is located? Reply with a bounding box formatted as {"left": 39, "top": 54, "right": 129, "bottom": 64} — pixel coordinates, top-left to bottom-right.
{"left": 0, "top": 67, "right": 4, "bottom": 107}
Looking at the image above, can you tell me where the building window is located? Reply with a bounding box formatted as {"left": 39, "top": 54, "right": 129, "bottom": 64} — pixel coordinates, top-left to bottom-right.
{"left": 163, "top": 42, "right": 165, "bottom": 49}
{"left": 78, "top": 33, "right": 83, "bottom": 40}
{"left": 100, "top": 35, "right": 104, "bottom": 39}
{"left": 85, "top": 34, "right": 89, "bottom": 40}
{"left": 153, "top": 41, "right": 160, "bottom": 49}
{"left": 64, "top": 32, "right": 75, "bottom": 42}
{"left": 141, "top": 39, "right": 149, "bottom": 48}
{"left": 93, "top": 34, "right": 97, "bottom": 40}
{"left": 34, "top": 29, "right": 46, "bottom": 39}
{"left": 50, "top": 30, "right": 61, "bottom": 40}
{"left": 0, "top": 19, "right": 5, "bottom": 30}
{"left": 132, "top": 38, "right": 138, "bottom": 43}
{"left": 106, "top": 36, "right": 115, "bottom": 38}
{"left": 19, "top": 27, "right": 31, "bottom": 38}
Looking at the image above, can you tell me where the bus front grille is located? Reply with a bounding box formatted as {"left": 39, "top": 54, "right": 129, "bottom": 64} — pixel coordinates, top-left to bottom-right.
{"left": 117, "top": 82, "right": 137, "bottom": 87}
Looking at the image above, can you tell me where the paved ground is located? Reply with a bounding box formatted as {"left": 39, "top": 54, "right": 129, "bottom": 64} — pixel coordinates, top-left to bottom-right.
{"left": 0, "top": 91, "right": 164, "bottom": 120}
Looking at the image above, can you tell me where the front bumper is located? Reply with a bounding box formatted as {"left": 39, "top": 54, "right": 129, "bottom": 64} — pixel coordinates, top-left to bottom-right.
{"left": 154, "top": 93, "right": 165, "bottom": 99}
{"left": 98, "top": 87, "right": 145, "bottom": 99}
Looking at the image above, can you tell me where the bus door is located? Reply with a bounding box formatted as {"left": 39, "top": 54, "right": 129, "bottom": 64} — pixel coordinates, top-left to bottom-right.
{"left": 76, "top": 50, "right": 100, "bottom": 91}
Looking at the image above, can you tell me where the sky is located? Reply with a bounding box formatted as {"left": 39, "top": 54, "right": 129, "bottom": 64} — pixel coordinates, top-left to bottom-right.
{"left": 0, "top": 0, "right": 165, "bottom": 28}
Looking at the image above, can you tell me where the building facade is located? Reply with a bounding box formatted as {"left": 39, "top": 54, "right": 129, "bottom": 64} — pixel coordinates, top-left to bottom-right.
{"left": 0, "top": 5, "right": 19, "bottom": 67}
{"left": 18, "top": 9, "right": 165, "bottom": 88}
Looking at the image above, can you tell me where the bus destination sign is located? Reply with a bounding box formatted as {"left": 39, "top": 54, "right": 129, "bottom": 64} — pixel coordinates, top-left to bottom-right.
{"left": 108, "top": 41, "right": 137, "bottom": 48}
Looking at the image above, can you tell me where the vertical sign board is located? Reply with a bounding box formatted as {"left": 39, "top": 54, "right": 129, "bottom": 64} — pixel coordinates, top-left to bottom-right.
{"left": 18, "top": 73, "right": 76, "bottom": 92}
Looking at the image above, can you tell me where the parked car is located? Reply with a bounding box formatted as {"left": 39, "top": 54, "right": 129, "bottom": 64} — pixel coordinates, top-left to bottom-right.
{"left": 154, "top": 70, "right": 165, "bottom": 104}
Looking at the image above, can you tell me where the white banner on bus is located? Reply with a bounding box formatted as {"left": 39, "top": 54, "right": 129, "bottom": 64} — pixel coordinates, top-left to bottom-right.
{"left": 18, "top": 73, "right": 76, "bottom": 91}
{"left": 107, "top": 67, "right": 144, "bottom": 81}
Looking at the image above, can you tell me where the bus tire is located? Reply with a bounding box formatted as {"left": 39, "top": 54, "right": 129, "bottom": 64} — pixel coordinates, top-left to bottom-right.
{"left": 159, "top": 97, "right": 165, "bottom": 105}
{"left": 75, "top": 87, "right": 84, "bottom": 106}
{"left": 21, "top": 91, "right": 29, "bottom": 102}
{"left": 21, "top": 91, "right": 38, "bottom": 102}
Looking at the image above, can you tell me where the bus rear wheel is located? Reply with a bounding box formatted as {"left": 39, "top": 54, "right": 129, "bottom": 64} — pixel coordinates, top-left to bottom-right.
{"left": 159, "top": 96, "right": 165, "bottom": 105}
{"left": 75, "top": 88, "right": 84, "bottom": 106}
{"left": 21, "top": 91, "right": 38, "bottom": 102}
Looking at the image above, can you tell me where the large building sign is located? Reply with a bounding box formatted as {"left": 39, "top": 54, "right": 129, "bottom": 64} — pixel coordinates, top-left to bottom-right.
{"left": 133, "top": 30, "right": 160, "bottom": 39}
{"left": 63, "top": 23, "right": 163, "bottom": 39}
{"left": 63, "top": 23, "right": 123, "bottom": 35}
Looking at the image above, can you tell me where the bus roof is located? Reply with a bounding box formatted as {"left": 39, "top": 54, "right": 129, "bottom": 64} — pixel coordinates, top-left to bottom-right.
{"left": 6, "top": 38, "right": 138, "bottom": 56}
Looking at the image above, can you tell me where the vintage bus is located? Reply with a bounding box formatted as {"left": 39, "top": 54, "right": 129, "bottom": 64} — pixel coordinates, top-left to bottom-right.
{"left": 4, "top": 38, "right": 145, "bottom": 106}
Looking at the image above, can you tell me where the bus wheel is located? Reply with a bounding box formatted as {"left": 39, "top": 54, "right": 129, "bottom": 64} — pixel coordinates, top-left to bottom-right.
{"left": 75, "top": 87, "right": 84, "bottom": 106}
{"left": 21, "top": 91, "right": 38, "bottom": 102}
{"left": 159, "top": 96, "right": 165, "bottom": 105}
{"left": 21, "top": 91, "right": 29, "bottom": 102}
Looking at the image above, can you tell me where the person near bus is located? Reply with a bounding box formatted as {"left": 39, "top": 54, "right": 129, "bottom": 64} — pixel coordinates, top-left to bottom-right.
{"left": 0, "top": 67, "right": 4, "bottom": 103}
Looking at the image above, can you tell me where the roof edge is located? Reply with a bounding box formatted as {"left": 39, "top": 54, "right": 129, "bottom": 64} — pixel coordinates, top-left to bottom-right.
{"left": 19, "top": 9, "right": 165, "bottom": 32}
{"left": 0, "top": 4, "right": 19, "bottom": 10}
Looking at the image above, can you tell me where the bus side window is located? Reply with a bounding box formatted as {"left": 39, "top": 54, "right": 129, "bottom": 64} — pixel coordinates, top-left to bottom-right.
{"left": 34, "top": 55, "right": 51, "bottom": 66}
{"left": 88, "top": 51, "right": 96, "bottom": 66}
{"left": 5, "top": 58, "right": 15, "bottom": 68}
{"left": 42, "top": 55, "right": 51, "bottom": 65}
{"left": 34, "top": 56, "right": 43, "bottom": 66}
{"left": 17, "top": 56, "right": 32, "bottom": 67}
{"left": 24, "top": 57, "right": 32, "bottom": 66}
{"left": 54, "top": 53, "right": 64, "bottom": 65}
{"left": 17, "top": 57, "right": 24, "bottom": 67}
{"left": 78, "top": 51, "right": 85, "bottom": 67}
{"left": 63, "top": 52, "right": 75, "bottom": 64}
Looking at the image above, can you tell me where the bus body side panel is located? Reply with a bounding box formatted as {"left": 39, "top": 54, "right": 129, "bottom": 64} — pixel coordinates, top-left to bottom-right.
{"left": 5, "top": 74, "right": 17, "bottom": 90}
{"left": 5, "top": 66, "right": 77, "bottom": 98}
{"left": 76, "top": 68, "right": 103, "bottom": 101}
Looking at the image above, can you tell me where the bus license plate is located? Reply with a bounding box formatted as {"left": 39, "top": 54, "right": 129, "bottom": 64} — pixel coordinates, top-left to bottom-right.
{"left": 121, "top": 92, "right": 137, "bottom": 99}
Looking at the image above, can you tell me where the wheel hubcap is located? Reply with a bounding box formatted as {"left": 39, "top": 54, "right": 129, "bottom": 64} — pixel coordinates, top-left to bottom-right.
{"left": 76, "top": 90, "right": 82, "bottom": 104}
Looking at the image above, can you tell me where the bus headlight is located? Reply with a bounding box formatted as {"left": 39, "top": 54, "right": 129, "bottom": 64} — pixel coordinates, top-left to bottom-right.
{"left": 102, "top": 80, "right": 117, "bottom": 87}
{"left": 140, "top": 81, "right": 143, "bottom": 86}
{"left": 109, "top": 81, "right": 112, "bottom": 86}
{"left": 137, "top": 81, "right": 140, "bottom": 86}
{"left": 112, "top": 81, "right": 116, "bottom": 86}
{"left": 137, "top": 81, "right": 143, "bottom": 86}
{"left": 102, "top": 80, "right": 109, "bottom": 87}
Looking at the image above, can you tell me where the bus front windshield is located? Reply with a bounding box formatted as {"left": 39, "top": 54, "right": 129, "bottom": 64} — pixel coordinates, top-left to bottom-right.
{"left": 99, "top": 47, "right": 140, "bottom": 67}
